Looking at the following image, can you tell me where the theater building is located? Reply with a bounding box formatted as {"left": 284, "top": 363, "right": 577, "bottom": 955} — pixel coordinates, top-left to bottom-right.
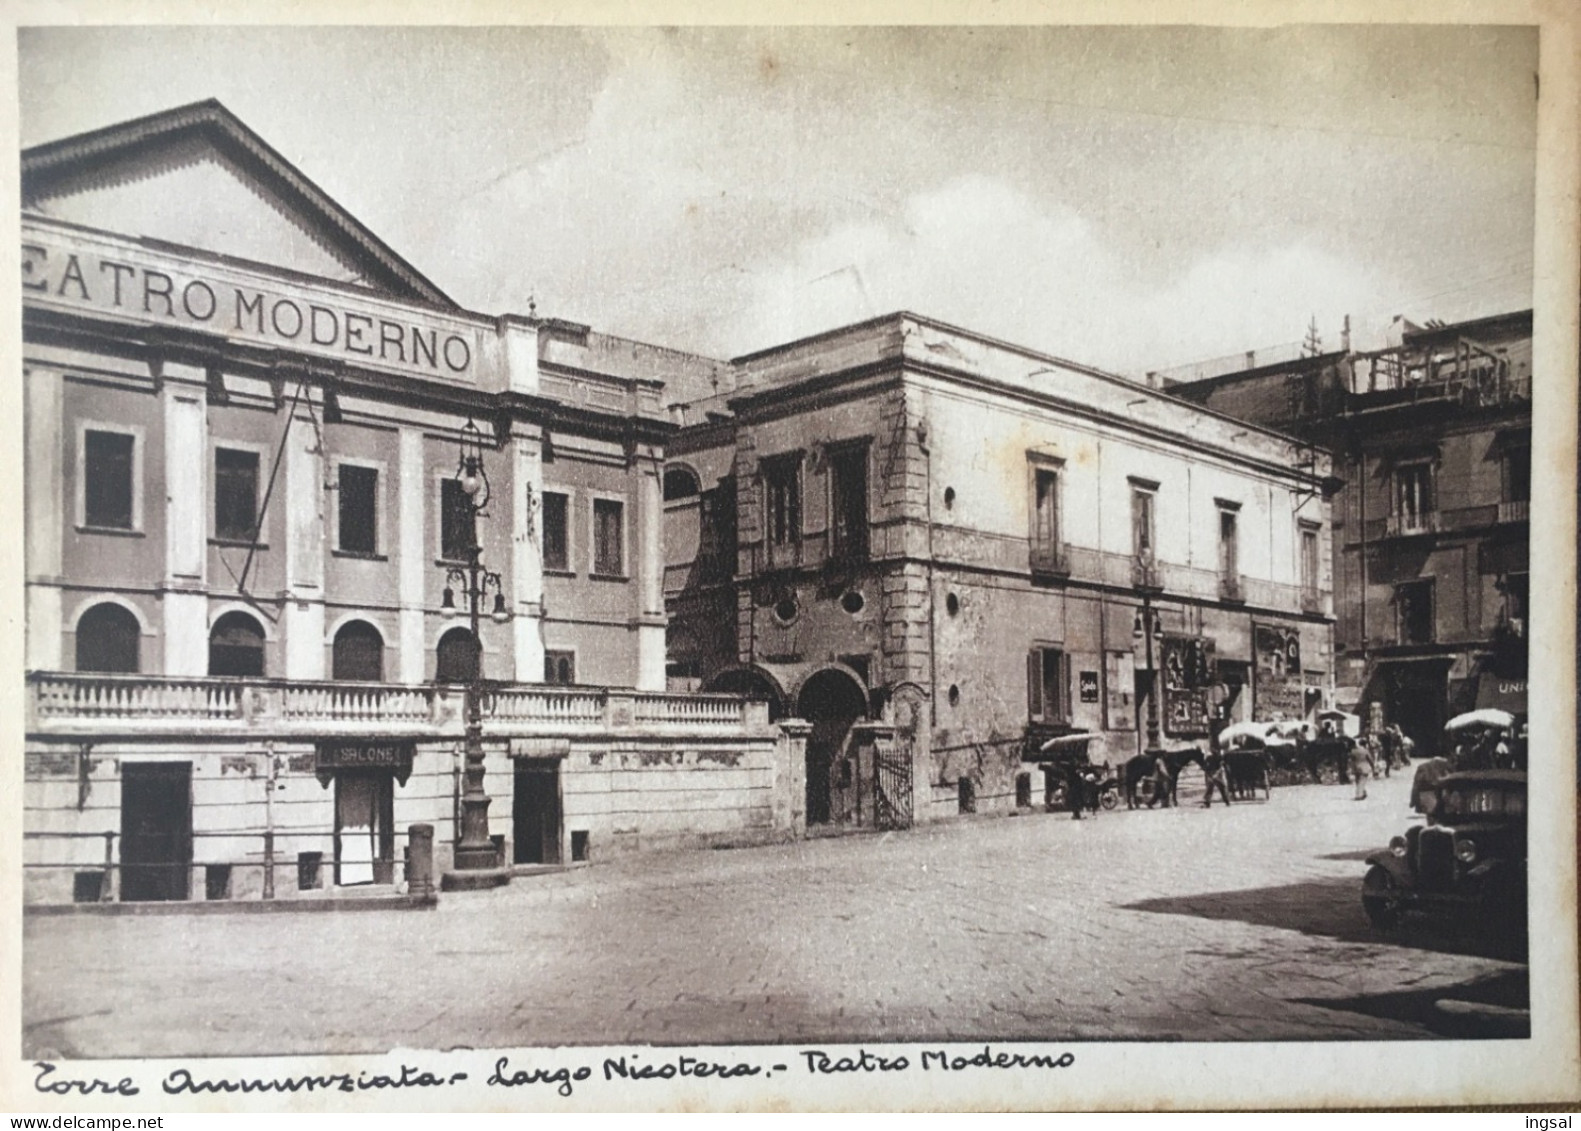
{"left": 664, "top": 314, "right": 1337, "bottom": 825}
{"left": 1164, "top": 310, "right": 1532, "bottom": 756}
{"left": 22, "top": 101, "right": 797, "bottom": 905}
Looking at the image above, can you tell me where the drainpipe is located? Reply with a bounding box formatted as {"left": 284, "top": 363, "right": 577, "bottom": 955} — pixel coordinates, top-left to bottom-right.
{"left": 919, "top": 411, "right": 939, "bottom": 727}
{"left": 1357, "top": 444, "right": 1368, "bottom": 677}
{"left": 262, "top": 743, "right": 276, "bottom": 900}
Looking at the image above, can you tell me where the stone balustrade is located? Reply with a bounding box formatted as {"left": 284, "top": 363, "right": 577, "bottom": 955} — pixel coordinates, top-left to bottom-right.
{"left": 26, "top": 672, "right": 768, "bottom": 741}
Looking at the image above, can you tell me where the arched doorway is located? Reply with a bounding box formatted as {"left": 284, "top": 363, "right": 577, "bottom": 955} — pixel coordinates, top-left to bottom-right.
{"left": 75, "top": 602, "right": 141, "bottom": 673}
{"left": 209, "top": 611, "right": 266, "bottom": 677}
{"left": 703, "top": 666, "right": 785, "bottom": 721}
{"left": 435, "top": 627, "right": 479, "bottom": 684}
{"left": 796, "top": 667, "right": 869, "bottom": 826}
{"left": 332, "top": 620, "right": 385, "bottom": 682}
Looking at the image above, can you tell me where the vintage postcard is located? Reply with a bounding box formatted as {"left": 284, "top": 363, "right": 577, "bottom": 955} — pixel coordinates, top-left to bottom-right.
{"left": 3, "top": 0, "right": 1578, "bottom": 1114}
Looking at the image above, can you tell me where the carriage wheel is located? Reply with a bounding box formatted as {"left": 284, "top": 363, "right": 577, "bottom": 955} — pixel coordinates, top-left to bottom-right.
{"left": 1100, "top": 786, "right": 1120, "bottom": 811}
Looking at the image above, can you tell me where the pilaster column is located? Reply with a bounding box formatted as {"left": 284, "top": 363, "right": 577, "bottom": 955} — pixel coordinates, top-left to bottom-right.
{"left": 24, "top": 366, "right": 63, "bottom": 671}
{"left": 162, "top": 364, "right": 209, "bottom": 676}
{"left": 635, "top": 451, "right": 665, "bottom": 690}
{"left": 511, "top": 432, "right": 545, "bottom": 683}
{"left": 397, "top": 427, "right": 427, "bottom": 683}
{"left": 283, "top": 401, "right": 325, "bottom": 679}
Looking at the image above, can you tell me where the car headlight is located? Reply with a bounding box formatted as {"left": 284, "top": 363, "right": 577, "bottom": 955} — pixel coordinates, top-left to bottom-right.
{"left": 1389, "top": 836, "right": 1408, "bottom": 857}
{"left": 1455, "top": 839, "right": 1478, "bottom": 864}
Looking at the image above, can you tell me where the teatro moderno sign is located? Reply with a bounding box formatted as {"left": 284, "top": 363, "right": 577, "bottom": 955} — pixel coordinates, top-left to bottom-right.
{"left": 22, "top": 223, "right": 480, "bottom": 381}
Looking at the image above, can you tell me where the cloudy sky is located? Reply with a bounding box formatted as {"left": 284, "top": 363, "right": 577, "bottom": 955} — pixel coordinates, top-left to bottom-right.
{"left": 19, "top": 24, "right": 1537, "bottom": 376}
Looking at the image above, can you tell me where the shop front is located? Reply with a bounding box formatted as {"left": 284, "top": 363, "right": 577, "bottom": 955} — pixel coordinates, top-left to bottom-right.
{"left": 316, "top": 741, "right": 413, "bottom": 886}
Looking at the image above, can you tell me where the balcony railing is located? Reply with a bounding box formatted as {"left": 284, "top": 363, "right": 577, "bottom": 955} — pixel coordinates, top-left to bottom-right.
{"left": 1498, "top": 500, "right": 1530, "bottom": 524}
{"left": 1384, "top": 512, "right": 1440, "bottom": 538}
{"left": 1030, "top": 541, "right": 1072, "bottom": 578}
{"left": 26, "top": 673, "right": 770, "bottom": 740}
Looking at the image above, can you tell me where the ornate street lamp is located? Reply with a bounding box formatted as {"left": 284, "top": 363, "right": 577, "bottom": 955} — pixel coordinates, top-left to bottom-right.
{"left": 444, "top": 418, "right": 512, "bottom": 877}
{"left": 1133, "top": 596, "right": 1164, "bottom": 758}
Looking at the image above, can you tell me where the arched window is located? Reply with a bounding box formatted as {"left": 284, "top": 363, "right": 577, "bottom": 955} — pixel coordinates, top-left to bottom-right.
{"left": 209, "top": 611, "right": 266, "bottom": 677}
{"left": 435, "top": 627, "right": 479, "bottom": 684}
{"left": 332, "top": 620, "right": 384, "bottom": 682}
{"left": 663, "top": 466, "right": 700, "bottom": 501}
{"left": 75, "top": 602, "right": 141, "bottom": 673}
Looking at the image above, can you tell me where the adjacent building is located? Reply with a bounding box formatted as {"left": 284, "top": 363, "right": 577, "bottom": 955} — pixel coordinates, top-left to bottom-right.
{"left": 664, "top": 315, "right": 1337, "bottom": 827}
{"left": 1164, "top": 310, "right": 1532, "bottom": 756}
{"left": 22, "top": 101, "right": 798, "bottom": 905}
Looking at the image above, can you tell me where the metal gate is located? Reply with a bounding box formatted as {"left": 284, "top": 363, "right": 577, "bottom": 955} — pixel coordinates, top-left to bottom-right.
{"left": 873, "top": 750, "right": 913, "bottom": 830}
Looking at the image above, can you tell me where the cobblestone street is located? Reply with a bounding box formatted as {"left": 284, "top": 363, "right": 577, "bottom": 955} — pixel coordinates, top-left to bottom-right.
{"left": 24, "top": 773, "right": 1528, "bottom": 1059}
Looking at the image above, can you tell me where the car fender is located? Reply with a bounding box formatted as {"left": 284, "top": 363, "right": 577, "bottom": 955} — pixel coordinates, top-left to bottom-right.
{"left": 1364, "top": 852, "right": 1412, "bottom": 885}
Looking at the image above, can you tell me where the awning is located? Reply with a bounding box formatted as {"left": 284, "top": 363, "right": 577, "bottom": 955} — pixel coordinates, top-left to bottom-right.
{"left": 1474, "top": 673, "right": 1527, "bottom": 715}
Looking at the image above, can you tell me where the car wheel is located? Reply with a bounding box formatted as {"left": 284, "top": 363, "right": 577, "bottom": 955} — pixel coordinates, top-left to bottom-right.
{"left": 1362, "top": 865, "right": 1403, "bottom": 930}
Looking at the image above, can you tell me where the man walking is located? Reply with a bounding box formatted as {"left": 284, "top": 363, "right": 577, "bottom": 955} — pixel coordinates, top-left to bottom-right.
{"left": 1065, "top": 759, "right": 1086, "bottom": 820}
{"left": 1350, "top": 736, "right": 1371, "bottom": 800}
{"left": 1202, "top": 749, "right": 1232, "bottom": 808}
{"left": 1151, "top": 750, "right": 1173, "bottom": 809}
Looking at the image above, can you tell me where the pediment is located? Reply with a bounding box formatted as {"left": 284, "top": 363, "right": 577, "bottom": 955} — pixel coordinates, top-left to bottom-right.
{"left": 23, "top": 100, "right": 453, "bottom": 308}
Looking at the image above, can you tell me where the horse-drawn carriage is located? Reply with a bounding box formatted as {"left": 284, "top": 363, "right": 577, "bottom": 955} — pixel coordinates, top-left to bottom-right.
{"left": 1032, "top": 732, "right": 1121, "bottom": 813}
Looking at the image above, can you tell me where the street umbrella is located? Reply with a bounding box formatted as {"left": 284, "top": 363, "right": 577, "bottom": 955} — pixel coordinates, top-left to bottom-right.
{"left": 1444, "top": 708, "right": 1515, "bottom": 733}
{"left": 1038, "top": 732, "right": 1096, "bottom": 753}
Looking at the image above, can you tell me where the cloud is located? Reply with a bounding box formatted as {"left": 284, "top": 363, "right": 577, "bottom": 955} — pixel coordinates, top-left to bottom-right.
{"left": 717, "top": 173, "right": 1408, "bottom": 374}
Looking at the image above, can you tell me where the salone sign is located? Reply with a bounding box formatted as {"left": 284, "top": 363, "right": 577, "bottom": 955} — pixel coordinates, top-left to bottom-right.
{"left": 22, "top": 227, "right": 478, "bottom": 381}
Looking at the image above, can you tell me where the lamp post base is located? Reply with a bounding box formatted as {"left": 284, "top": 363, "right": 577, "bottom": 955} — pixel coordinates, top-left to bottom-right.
{"left": 440, "top": 865, "right": 513, "bottom": 892}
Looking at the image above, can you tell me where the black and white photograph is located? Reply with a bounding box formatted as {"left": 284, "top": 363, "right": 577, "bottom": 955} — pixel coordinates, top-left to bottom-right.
{"left": 8, "top": 5, "right": 1579, "bottom": 1114}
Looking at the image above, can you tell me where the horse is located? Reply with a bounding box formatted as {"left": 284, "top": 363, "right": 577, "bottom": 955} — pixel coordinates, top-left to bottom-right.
{"left": 1123, "top": 746, "right": 1204, "bottom": 808}
{"left": 1224, "top": 748, "right": 1271, "bottom": 800}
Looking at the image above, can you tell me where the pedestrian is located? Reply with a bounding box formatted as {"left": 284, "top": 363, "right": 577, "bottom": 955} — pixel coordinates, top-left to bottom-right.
{"left": 1373, "top": 731, "right": 1390, "bottom": 778}
{"left": 1349, "top": 736, "right": 1371, "bottom": 800}
{"left": 1379, "top": 725, "right": 1398, "bottom": 773}
{"left": 1202, "top": 750, "right": 1232, "bottom": 808}
{"left": 1065, "top": 759, "right": 1085, "bottom": 821}
{"left": 1151, "top": 750, "right": 1173, "bottom": 809}
{"left": 1081, "top": 765, "right": 1102, "bottom": 817}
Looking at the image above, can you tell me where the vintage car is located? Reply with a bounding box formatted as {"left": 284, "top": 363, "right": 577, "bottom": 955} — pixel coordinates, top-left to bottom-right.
{"left": 1362, "top": 769, "right": 1527, "bottom": 934}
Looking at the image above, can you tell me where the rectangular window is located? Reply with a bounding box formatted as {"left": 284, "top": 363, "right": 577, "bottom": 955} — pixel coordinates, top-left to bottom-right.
{"left": 700, "top": 481, "right": 737, "bottom": 580}
{"left": 214, "top": 448, "right": 260, "bottom": 542}
{"left": 1132, "top": 487, "right": 1156, "bottom": 560}
{"left": 1300, "top": 525, "right": 1320, "bottom": 595}
{"left": 1030, "top": 462, "right": 1064, "bottom": 572}
{"left": 828, "top": 444, "right": 869, "bottom": 561}
{"left": 440, "top": 479, "right": 475, "bottom": 561}
{"left": 1027, "top": 646, "right": 1068, "bottom": 723}
{"left": 1501, "top": 571, "right": 1529, "bottom": 636}
{"left": 1396, "top": 579, "right": 1435, "bottom": 645}
{"left": 543, "top": 650, "right": 576, "bottom": 685}
{"left": 1218, "top": 508, "right": 1239, "bottom": 580}
{"left": 338, "top": 465, "right": 378, "bottom": 555}
{"left": 1503, "top": 445, "right": 1531, "bottom": 504}
{"left": 762, "top": 454, "right": 802, "bottom": 547}
{"left": 1394, "top": 463, "right": 1434, "bottom": 532}
{"left": 541, "top": 491, "right": 569, "bottom": 572}
{"left": 593, "top": 498, "right": 624, "bottom": 576}
{"left": 83, "top": 430, "right": 135, "bottom": 530}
